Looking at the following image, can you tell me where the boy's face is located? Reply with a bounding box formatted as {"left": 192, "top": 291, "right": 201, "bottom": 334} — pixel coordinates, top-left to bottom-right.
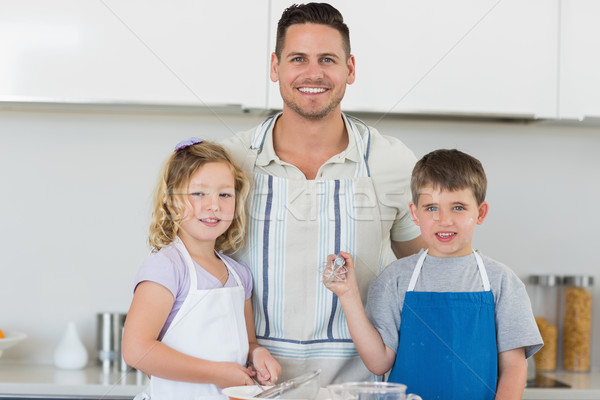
{"left": 409, "top": 186, "right": 489, "bottom": 258}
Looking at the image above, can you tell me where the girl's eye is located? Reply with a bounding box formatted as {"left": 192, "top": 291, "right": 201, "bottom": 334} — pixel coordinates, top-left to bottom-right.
{"left": 220, "top": 193, "right": 234, "bottom": 198}
{"left": 189, "top": 192, "right": 205, "bottom": 197}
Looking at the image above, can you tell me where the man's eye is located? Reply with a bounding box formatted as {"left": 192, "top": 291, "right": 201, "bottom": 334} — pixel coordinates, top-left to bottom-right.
{"left": 292, "top": 57, "right": 303, "bottom": 62}
{"left": 322, "top": 57, "right": 333, "bottom": 63}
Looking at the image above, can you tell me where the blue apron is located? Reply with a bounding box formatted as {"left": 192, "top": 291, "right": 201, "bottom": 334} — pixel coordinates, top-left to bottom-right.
{"left": 388, "top": 250, "right": 498, "bottom": 400}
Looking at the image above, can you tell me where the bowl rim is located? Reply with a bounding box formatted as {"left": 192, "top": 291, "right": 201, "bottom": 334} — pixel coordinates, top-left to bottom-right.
{"left": 0, "top": 331, "right": 27, "bottom": 342}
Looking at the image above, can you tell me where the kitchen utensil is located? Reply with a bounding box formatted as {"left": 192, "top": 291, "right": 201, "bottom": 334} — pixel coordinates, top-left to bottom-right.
{"left": 0, "top": 331, "right": 27, "bottom": 357}
{"left": 255, "top": 369, "right": 321, "bottom": 399}
{"left": 327, "top": 382, "right": 422, "bottom": 400}
{"left": 324, "top": 255, "right": 348, "bottom": 285}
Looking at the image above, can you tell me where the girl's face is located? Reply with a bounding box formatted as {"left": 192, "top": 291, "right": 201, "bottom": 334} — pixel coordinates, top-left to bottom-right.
{"left": 179, "top": 162, "right": 236, "bottom": 249}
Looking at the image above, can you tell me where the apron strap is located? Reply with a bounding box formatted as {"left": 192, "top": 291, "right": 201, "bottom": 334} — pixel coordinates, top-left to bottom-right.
{"left": 407, "top": 250, "right": 428, "bottom": 291}
{"left": 174, "top": 236, "right": 198, "bottom": 292}
{"left": 407, "top": 249, "right": 491, "bottom": 292}
{"left": 473, "top": 250, "right": 491, "bottom": 291}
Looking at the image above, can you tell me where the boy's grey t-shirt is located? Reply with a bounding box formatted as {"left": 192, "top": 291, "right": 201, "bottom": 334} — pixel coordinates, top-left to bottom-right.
{"left": 366, "top": 250, "right": 543, "bottom": 358}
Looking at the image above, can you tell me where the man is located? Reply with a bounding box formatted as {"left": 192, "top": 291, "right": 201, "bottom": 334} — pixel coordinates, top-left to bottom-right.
{"left": 223, "top": 3, "right": 425, "bottom": 384}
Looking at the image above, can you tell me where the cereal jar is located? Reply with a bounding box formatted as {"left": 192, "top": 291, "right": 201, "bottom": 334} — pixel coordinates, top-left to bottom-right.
{"left": 527, "top": 275, "right": 560, "bottom": 371}
{"left": 561, "top": 275, "right": 594, "bottom": 372}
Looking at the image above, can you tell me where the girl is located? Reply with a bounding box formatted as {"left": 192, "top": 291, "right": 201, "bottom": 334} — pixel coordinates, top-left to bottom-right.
{"left": 123, "top": 138, "right": 280, "bottom": 400}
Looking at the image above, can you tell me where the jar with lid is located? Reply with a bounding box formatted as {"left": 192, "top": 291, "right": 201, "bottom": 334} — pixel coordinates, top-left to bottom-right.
{"left": 561, "top": 275, "right": 594, "bottom": 372}
{"left": 527, "top": 275, "right": 561, "bottom": 371}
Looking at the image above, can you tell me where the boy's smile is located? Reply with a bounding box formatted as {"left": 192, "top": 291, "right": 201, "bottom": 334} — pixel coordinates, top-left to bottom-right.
{"left": 409, "top": 186, "right": 489, "bottom": 258}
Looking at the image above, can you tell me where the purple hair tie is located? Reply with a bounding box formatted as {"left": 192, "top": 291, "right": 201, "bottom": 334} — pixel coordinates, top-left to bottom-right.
{"left": 174, "top": 137, "right": 203, "bottom": 152}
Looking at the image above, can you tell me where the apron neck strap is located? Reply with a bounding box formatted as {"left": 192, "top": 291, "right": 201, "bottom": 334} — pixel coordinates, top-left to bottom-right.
{"left": 407, "top": 249, "right": 491, "bottom": 291}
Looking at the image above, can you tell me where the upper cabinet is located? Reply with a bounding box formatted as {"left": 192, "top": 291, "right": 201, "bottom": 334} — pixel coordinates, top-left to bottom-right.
{"left": 0, "top": 0, "right": 269, "bottom": 109}
{"left": 268, "top": 0, "right": 559, "bottom": 118}
{"left": 559, "top": 0, "right": 600, "bottom": 120}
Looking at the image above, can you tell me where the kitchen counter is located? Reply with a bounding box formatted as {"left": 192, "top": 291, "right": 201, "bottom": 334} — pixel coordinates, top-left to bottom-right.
{"left": 523, "top": 371, "right": 600, "bottom": 400}
{"left": 0, "top": 361, "right": 147, "bottom": 398}
{"left": 0, "top": 361, "right": 598, "bottom": 399}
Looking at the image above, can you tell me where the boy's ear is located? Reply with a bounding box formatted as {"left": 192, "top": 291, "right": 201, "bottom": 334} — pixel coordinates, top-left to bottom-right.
{"left": 477, "top": 201, "right": 490, "bottom": 224}
{"left": 409, "top": 201, "right": 420, "bottom": 226}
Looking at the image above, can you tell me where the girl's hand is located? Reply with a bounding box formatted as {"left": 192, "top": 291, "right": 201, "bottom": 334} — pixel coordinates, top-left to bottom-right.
{"left": 248, "top": 348, "right": 281, "bottom": 385}
{"left": 212, "top": 362, "right": 254, "bottom": 389}
{"left": 322, "top": 251, "right": 359, "bottom": 300}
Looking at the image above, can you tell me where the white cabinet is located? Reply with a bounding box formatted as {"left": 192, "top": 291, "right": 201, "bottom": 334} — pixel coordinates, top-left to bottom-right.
{"left": 268, "top": 0, "right": 558, "bottom": 118}
{"left": 0, "top": 0, "right": 269, "bottom": 109}
{"left": 559, "top": 0, "right": 600, "bottom": 120}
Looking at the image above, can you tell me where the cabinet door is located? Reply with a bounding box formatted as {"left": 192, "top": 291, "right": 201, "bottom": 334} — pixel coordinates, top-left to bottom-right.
{"left": 559, "top": 0, "right": 600, "bottom": 120}
{"left": 0, "top": 0, "right": 269, "bottom": 109}
{"left": 268, "top": 0, "right": 558, "bottom": 118}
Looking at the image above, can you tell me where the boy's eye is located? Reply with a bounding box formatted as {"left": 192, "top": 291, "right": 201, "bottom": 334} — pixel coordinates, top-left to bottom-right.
{"left": 426, "top": 206, "right": 438, "bottom": 212}
{"left": 453, "top": 206, "right": 465, "bottom": 211}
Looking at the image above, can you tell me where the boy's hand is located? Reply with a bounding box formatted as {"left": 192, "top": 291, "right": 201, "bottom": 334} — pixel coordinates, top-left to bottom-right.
{"left": 323, "top": 251, "right": 360, "bottom": 300}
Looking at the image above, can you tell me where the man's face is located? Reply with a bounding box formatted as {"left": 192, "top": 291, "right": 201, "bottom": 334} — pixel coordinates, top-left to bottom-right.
{"left": 270, "top": 23, "right": 355, "bottom": 120}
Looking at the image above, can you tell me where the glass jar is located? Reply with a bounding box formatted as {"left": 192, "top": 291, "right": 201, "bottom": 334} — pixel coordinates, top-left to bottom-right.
{"left": 561, "top": 275, "right": 594, "bottom": 372}
{"left": 527, "top": 275, "right": 561, "bottom": 371}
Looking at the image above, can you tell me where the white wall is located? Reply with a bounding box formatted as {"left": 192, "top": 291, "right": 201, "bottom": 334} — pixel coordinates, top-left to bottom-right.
{"left": 1, "top": 106, "right": 599, "bottom": 371}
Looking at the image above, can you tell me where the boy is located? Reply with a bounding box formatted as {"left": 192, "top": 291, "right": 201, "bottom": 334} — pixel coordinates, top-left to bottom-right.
{"left": 324, "top": 149, "right": 542, "bottom": 400}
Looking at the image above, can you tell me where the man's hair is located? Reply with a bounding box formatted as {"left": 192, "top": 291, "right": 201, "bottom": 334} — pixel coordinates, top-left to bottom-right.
{"left": 275, "top": 3, "right": 350, "bottom": 59}
{"left": 411, "top": 149, "right": 487, "bottom": 205}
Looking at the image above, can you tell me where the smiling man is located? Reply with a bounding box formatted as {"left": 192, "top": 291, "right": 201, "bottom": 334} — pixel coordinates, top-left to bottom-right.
{"left": 223, "top": 3, "right": 426, "bottom": 384}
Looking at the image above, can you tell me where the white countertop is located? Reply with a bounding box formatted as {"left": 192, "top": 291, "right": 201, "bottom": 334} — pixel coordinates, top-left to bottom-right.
{"left": 0, "top": 361, "right": 598, "bottom": 399}
{"left": 0, "top": 361, "right": 147, "bottom": 398}
{"left": 522, "top": 371, "right": 600, "bottom": 400}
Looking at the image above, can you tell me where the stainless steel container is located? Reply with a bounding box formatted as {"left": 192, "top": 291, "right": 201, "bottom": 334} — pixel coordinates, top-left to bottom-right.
{"left": 96, "top": 312, "right": 127, "bottom": 371}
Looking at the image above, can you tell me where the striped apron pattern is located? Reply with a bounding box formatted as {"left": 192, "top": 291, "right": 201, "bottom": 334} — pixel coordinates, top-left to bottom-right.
{"left": 241, "top": 113, "right": 387, "bottom": 383}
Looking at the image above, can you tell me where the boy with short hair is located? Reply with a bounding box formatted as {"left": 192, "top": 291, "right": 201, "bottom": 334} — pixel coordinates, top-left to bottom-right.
{"left": 324, "top": 149, "right": 542, "bottom": 400}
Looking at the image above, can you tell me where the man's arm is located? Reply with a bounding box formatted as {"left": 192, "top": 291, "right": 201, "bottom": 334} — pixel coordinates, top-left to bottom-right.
{"left": 391, "top": 235, "right": 426, "bottom": 259}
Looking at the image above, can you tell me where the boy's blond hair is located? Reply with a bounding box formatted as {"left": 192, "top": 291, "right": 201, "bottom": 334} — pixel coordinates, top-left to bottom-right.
{"left": 411, "top": 149, "right": 487, "bottom": 205}
{"left": 149, "top": 140, "right": 249, "bottom": 254}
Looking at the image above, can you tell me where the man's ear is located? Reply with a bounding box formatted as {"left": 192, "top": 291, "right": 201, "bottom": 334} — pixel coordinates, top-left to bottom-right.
{"left": 270, "top": 52, "right": 279, "bottom": 83}
{"left": 409, "top": 201, "right": 420, "bottom": 226}
{"left": 477, "top": 201, "right": 489, "bottom": 224}
{"left": 346, "top": 54, "right": 356, "bottom": 85}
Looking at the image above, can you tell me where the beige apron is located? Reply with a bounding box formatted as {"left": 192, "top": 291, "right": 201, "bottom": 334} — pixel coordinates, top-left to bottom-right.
{"left": 137, "top": 237, "right": 249, "bottom": 400}
{"left": 238, "top": 113, "right": 387, "bottom": 384}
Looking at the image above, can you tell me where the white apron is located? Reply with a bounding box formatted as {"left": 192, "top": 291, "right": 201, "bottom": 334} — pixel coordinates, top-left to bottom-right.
{"left": 137, "top": 237, "right": 249, "bottom": 400}
{"left": 239, "top": 113, "right": 387, "bottom": 384}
